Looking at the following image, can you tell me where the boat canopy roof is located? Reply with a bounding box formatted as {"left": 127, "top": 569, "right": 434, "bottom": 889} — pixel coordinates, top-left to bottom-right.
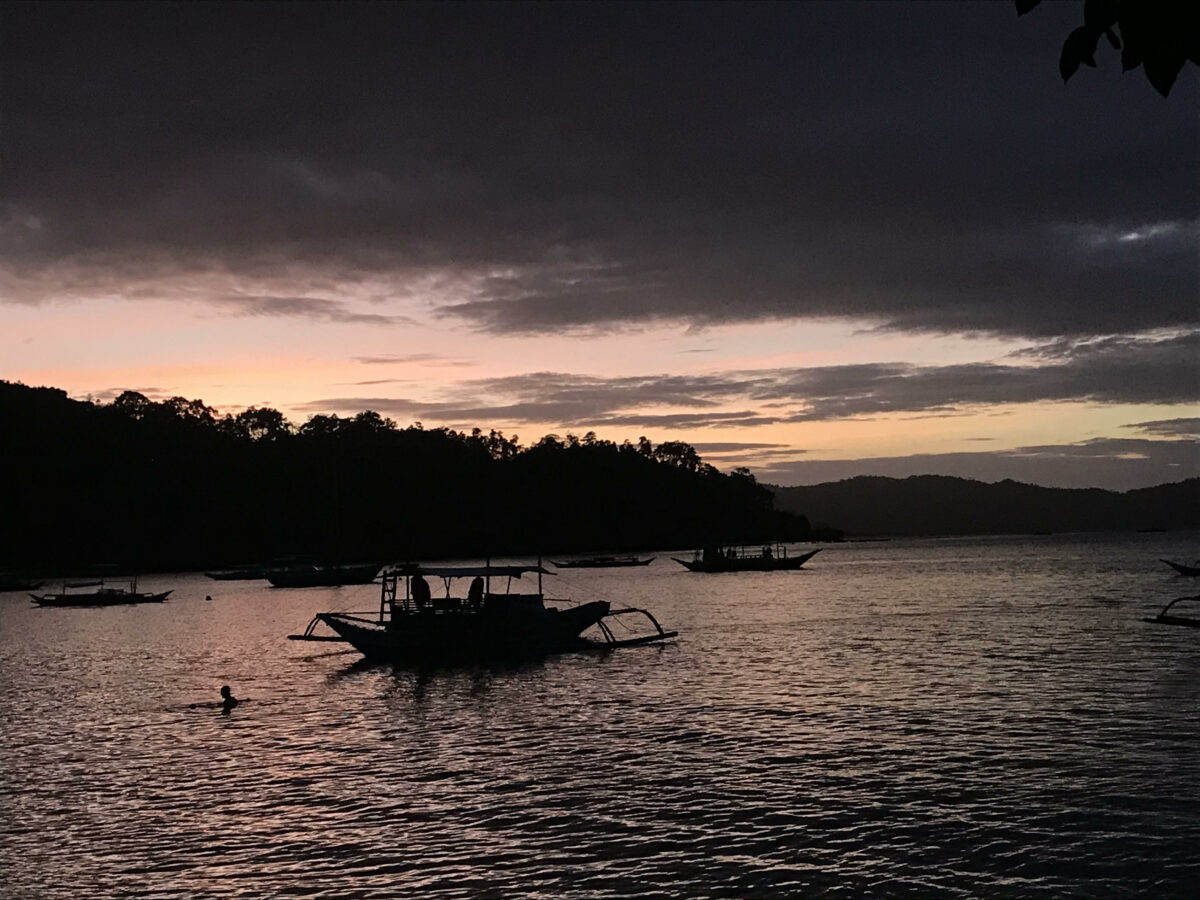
{"left": 386, "top": 565, "right": 554, "bottom": 579}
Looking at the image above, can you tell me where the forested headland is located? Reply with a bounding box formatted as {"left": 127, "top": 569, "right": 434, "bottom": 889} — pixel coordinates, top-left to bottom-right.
{"left": 0, "top": 381, "right": 820, "bottom": 572}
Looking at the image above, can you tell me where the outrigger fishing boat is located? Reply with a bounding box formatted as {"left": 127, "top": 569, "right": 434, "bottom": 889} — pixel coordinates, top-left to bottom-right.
{"left": 672, "top": 543, "right": 821, "bottom": 573}
{"left": 289, "top": 563, "right": 676, "bottom": 662}
{"left": 30, "top": 575, "right": 171, "bottom": 608}
{"left": 550, "top": 556, "right": 655, "bottom": 569}
{"left": 1143, "top": 595, "right": 1200, "bottom": 628}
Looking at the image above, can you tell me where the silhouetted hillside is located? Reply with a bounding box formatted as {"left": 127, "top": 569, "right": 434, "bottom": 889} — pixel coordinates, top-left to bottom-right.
{"left": 0, "top": 380, "right": 810, "bottom": 571}
{"left": 772, "top": 475, "right": 1200, "bottom": 537}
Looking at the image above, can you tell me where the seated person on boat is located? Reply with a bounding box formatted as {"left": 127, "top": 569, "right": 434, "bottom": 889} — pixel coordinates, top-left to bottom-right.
{"left": 411, "top": 574, "right": 431, "bottom": 610}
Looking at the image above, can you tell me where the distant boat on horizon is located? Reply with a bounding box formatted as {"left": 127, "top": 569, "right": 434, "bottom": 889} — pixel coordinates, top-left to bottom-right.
{"left": 264, "top": 562, "right": 383, "bottom": 588}
{"left": 30, "top": 574, "right": 171, "bottom": 607}
{"left": 672, "top": 544, "right": 821, "bottom": 573}
{"left": 550, "top": 556, "right": 655, "bottom": 569}
{"left": 204, "top": 565, "right": 266, "bottom": 581}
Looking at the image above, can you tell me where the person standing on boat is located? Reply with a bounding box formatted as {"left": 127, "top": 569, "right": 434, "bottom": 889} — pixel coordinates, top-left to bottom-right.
{"left": 412, "top": 574, "right": 431, "bottom": 610}
{"left": 468, "top": 575, "right": 484, "bottom": 610}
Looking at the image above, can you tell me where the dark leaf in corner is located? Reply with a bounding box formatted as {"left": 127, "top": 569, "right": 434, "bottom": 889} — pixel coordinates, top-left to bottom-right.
{"left": 1060, "top": 27, "right": 1100, "bottom": 82}
{"left": 1083, "top": 0, "right": 1118, "bottom": 34}
{"left": 1143, "top": 57, "right": 1183, "bottom": 97}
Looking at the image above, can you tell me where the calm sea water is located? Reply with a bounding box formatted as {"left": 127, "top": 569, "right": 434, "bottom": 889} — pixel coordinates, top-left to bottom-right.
{"left": 3, "top": 533, "right": 1200, "bottom": 898}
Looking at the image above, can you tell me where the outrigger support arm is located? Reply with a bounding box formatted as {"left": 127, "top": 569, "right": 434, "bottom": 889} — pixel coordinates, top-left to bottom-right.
{"left": 594, "top": 607, "right": 678, "bottom": 648}
{"left": 288, "top": 613, "right": 346, "bottom": 642}
{"left": 1143, "top": 594, "right": 1200, "bottom": 628}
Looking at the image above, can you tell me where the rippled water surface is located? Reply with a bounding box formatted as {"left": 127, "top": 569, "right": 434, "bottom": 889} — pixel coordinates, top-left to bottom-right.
{"left": 3, "top": 533, "right": 1200, "bottom": 897}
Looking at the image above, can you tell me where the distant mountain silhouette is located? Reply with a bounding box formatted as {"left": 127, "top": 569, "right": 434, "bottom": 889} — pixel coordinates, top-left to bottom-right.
{"left": 772, "top": 475, "right": 1200, "bottom": 537}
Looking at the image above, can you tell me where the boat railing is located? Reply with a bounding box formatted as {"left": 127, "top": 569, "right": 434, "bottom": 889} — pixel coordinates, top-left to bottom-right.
{"left": 697, "top": 541, "right": 801, "bottom": 561}
{"left": 58, "top": 574, "right": 138, "bottom": 593}
{"left": 378, "top": 565, "right": 566, "bottom": 619}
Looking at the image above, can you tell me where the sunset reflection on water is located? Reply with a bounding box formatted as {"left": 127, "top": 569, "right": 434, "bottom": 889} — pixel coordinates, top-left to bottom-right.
{"left": 2, "top": 532, "right": 1200, "bottom": 897}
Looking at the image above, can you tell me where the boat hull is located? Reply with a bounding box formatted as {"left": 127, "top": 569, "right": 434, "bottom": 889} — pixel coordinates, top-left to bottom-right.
{"left": 1161, "top": 559, "right": 1200, "bottom": 577}
{"left": 31, "top": 590, "right": 172, "bottom": 608}
{"left": 265, "top": 563, "right": 382, "bottom": 588}
{"left": 551, "top": 557, "right": 655, "bottom": 568}
{"left": 672, "top": 548, "right": 821, "bottom": 573}
{"left": 205, "top": 567, "right": 266, "bottom": 581}
{"left": 317, "top": 600, "right": 612, "bottom": 662}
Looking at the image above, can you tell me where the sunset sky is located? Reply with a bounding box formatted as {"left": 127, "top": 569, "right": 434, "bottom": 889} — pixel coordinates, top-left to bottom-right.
{"left": 2, "top": 2, "right": 1196, "bottom": 490}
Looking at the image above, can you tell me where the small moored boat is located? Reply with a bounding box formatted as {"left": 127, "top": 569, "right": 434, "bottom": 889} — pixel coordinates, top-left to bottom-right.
{"left": 289, "top": 563, "right": 676, "bottom": 662}
{"left": 264, "top": 561, "right": 383, "bottom": 588}
{"left": 204, "top": 565, "right": 266, "bottom": 581}
{"left": 672, "top": 544, "right": 821, "bottom": 573}
{"left": 1143, "top": 595, "right": 1200, "bottom": 628}
{"left": 550, "top": 556, "right": 655, "bottom": 569}
{"left": 31, "top": 575, "right": 171, "bottom": 608}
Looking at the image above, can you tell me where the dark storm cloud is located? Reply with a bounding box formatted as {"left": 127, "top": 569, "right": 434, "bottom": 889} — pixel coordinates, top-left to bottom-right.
{"left": 691, "top": 444, "right": 806, "bottom": 467}
{"left": 292, "top": 396, "right": 617, "bottom": 427}
{"left": 585, "top": 411, "right": 780, "bottom": 429}
{"left": 688, "top": 443, "right": 792, "bottom": 454}
{"left": 294, "top": 370, "right": 765, "bottom": 425}
{"left": 1125, "top": 417, "right": 1200, "bottom": 438}
{"left": 467, "top": 372, "right": 760, "bottom": 409}
{"left": 296, "top": 330, "right": 1198, "bottom": 426}
{"left": 209, "top": 295, "right": 406, "bottom": 325}
{"left": 773, "top": 331, "right": 1199, "bottom": 419}
{"left": 2, "top": 2, "right": 1194, "bottom": 338}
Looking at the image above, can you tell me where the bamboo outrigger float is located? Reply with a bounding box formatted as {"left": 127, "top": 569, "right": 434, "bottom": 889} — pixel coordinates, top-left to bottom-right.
{"left": 288, "top": 563, "right": 677, "bottom": 662}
